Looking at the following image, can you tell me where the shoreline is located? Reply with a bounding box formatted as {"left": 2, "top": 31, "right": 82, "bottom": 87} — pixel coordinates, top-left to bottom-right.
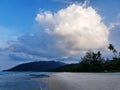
{"left": 38, "top": 73, "right": 120, "bottom": 90}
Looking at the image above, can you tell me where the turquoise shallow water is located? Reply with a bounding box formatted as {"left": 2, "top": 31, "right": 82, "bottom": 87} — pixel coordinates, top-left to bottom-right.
{"left": 0, "top": 72, "right": 50, "bottom": 90}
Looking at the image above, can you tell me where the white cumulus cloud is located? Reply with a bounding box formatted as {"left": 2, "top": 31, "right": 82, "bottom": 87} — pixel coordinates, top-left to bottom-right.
{"left": 0, "top": 3, "right": 111, "bottom": 70}
{"left": 35, "top": 4, "right": 109, "bottom": 55}
{"left": 108, "top": 22, "right": 120, "bottom": 30}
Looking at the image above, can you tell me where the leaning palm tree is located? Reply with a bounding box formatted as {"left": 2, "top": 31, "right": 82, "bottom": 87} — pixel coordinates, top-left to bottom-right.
{"left": 108, "top": 44, "right": 117, "bottom": 58}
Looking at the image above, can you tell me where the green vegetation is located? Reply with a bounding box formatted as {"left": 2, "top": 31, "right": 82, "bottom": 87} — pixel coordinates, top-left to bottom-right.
{"left": 50, "top": 44, "right": 120, "bottom": 72}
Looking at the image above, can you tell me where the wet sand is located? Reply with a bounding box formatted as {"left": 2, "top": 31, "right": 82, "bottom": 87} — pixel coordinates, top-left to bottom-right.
{"left": 40, "top": 73, "right": 120, "bottom": 90}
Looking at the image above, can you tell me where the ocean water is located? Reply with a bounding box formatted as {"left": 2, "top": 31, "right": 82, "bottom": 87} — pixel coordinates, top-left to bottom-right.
{"left": 0, "top": 72, "right": 50, "bottom": 90}
{"left": 0, "top": 72, "right": 120, "bottom": 90}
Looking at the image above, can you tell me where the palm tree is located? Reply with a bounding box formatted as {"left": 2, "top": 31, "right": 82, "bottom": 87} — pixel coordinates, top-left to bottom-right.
{"left": 108, "top": 44, "right": 117, "bottom": 58}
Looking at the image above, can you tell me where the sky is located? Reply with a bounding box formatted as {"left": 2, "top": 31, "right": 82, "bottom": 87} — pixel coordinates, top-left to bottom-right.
{"left": 0, "top": 0, "right": 120, "bottom": 70}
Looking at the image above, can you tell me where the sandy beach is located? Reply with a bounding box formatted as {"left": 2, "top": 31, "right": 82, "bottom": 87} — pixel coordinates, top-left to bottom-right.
{"left": 40, "top": 73, "right": 120, "bottom": 90}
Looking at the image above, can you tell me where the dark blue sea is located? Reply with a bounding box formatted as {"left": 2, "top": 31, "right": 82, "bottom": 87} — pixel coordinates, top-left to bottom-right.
{"left": 0, "top": 72, "right": 50, "bottom": 90}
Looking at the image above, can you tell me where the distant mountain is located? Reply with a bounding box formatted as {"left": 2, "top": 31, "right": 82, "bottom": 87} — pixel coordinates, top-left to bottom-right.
{"left": 4, "top": 61, "right": 66, "bottom": 72}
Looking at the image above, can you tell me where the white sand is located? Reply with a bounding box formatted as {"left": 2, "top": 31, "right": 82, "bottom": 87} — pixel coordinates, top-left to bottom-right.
{"left": 40, "top": 73, "right": 120, "bottom": 90}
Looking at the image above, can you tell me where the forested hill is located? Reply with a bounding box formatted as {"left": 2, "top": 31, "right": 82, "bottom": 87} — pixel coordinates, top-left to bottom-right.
{"left": 4, "top": 61, "right": 66, "bottom": 72}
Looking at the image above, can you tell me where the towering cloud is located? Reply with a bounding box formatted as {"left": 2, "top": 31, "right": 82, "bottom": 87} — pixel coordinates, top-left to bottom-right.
{"left": 0, "top": 3, "right": 110, "bottom": 70}
{"left": 35, "top": 4, "right": 109, "bottom": 56}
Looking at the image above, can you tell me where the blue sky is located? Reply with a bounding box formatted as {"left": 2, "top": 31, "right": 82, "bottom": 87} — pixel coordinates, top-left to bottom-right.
{"left": 0, "top": 0, "right": 69, "bottom": 45}
{"left": 0, "top": 0, "right": 120, "bottom": 70}
{"left": 0, "top": 0, "right": 119, "bottom": 42}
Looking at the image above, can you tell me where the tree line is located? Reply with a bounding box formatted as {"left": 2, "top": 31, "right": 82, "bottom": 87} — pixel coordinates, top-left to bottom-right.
{"left": 50, "top": 44, "right": 120, "bottom": 72}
